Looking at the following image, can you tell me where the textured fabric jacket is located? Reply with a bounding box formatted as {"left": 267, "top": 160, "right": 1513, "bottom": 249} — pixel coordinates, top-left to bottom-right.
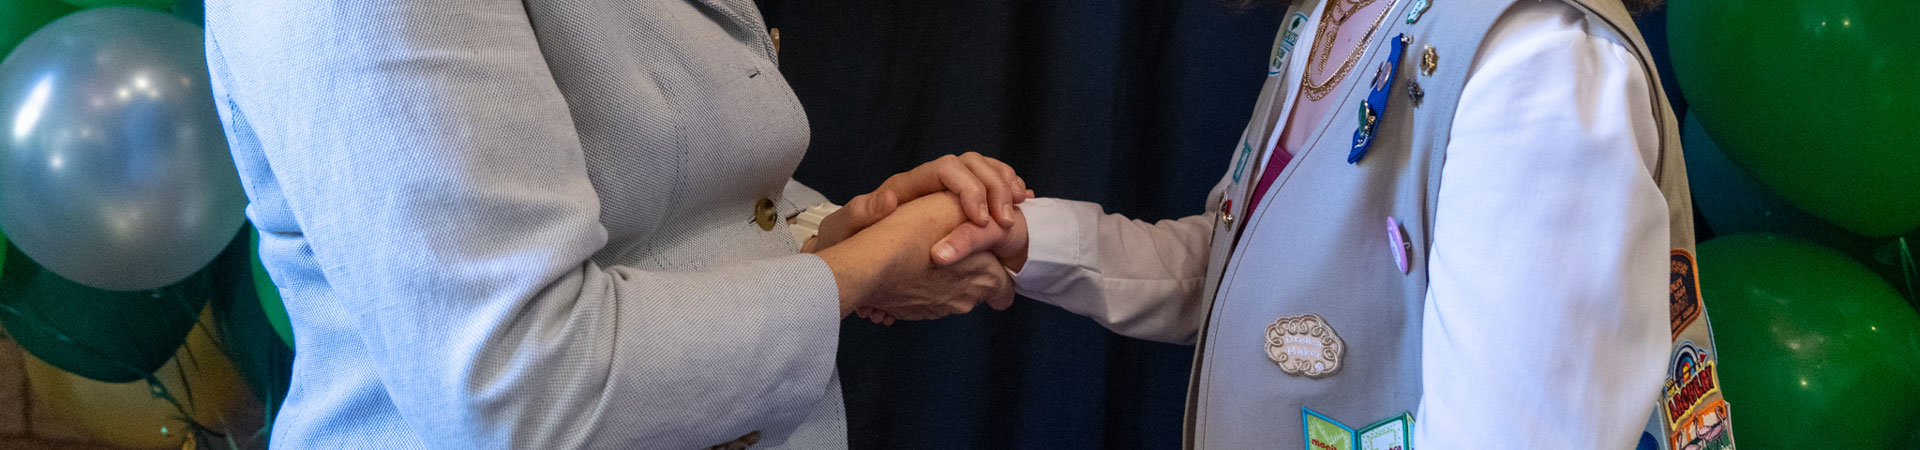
{"left": 1011, "top": 0, "right": 1704, "bottom": 447}
{"left": 204, "top": 0, "right": 846, "bottom": 448}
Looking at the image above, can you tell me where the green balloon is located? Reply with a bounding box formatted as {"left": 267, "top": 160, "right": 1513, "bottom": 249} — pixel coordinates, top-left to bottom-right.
{"left": 0, "top": 0, "right": 76, "bottom": 57}
{"left": 250, "top": 228, "right": 293, "bottom": 348}
{"left": 0, "top": 240, "right": 213, "bottom": 383}
{"left": 1668, "top": 0, "right": 1920, "bottom": 237}
{"left": 1698, "top": 234, "right": 1920, "bottom": 449}
{"left": 58, "top": 0, "right": 171, "bottom": 9}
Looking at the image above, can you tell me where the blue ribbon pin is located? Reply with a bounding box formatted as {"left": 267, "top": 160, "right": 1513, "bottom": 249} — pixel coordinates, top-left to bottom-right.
{"left": 1349, "top": 34, "right": 1411, "bottom": 164}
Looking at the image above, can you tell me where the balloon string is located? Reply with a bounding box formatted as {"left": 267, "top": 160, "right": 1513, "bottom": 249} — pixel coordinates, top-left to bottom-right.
{"left": 1901, "top": 237, "right": 1918, "bottom": 311}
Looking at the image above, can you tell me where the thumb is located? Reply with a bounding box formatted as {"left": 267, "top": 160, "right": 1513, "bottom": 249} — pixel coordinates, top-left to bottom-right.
{"left": 818, "top": 191, "right": 898, "bottom": 249}
{"left": 846, "top": 190, "right": 898, "bottom": 230}
{"left": 931, "top": 221, "right": 1008, "bottom": 266}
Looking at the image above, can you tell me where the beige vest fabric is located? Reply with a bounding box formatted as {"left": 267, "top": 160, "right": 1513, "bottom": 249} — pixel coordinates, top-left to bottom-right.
{"left": 1179, "top": 0, "right": 1724, "bottom": 447}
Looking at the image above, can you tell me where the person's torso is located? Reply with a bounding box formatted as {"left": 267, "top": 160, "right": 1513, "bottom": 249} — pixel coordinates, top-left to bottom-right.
{"left": 1182, "top": 0, "right": 1695, "bottom": 447}
{"left": 217, "top": 1, "right": 825, "bottom": 448}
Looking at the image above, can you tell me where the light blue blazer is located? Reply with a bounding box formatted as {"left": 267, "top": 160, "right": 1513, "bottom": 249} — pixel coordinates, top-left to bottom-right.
{"left": 204, "top": 0, "right": 846, "bottom": 448}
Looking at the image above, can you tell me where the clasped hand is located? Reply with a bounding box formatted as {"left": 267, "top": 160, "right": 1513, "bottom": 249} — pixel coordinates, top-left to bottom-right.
{"left": 805, "top": 153, "right": 1031, "bottom": 325}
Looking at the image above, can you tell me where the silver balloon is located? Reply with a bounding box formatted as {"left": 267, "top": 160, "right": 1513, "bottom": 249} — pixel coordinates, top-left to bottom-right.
{"left": 0, "top": 7, "right": 244, "bottom": 291}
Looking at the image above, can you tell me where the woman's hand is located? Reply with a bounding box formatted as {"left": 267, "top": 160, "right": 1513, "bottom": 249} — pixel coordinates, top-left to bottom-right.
{"left": 807, "top": 152, "right": 1031, "bottom": 252}
{"left": 873, "top": 152, "right": 1031, "bottom": 227}
{"left": 814, "top": 193, "right": 1016, "bottom": 322}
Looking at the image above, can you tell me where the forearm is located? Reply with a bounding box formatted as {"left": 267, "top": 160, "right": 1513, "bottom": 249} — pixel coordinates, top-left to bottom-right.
{"left": 1013, "top": 198, "right": 1214, "bottom": 344}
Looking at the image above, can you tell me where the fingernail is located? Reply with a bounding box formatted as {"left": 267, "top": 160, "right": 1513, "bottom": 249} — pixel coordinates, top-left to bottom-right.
{"left": 978, "top": 205, "right": 991, "bottom": 222}
{"left": 934, "top": 244, "right": 956, "bottom": 262}
{"left": 1000, "top": 205, "right": 1013, "bottom": 222}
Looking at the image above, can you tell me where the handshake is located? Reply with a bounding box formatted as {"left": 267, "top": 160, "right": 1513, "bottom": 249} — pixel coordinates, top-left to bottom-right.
{"left": 801, "top": 153, "right": 1033, "bottom": 325}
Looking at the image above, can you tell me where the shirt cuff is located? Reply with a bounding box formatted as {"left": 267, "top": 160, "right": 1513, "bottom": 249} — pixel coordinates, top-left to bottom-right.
{"left": 1009, "top": 198, "right": 1087, "bottom": 298}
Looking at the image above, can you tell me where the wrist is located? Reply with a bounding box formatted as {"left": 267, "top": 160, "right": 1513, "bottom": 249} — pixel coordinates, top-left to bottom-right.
{"left": 816, "top": 238, "right": 907, "bottom": 318}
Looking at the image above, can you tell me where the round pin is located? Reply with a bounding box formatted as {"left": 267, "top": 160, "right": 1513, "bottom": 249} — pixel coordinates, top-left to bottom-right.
{"left": 1387, "top": 217, "right": 1410, "bottom": 274}
{"left": 1371, "top": 60, "right": 1393, "bottom": 91}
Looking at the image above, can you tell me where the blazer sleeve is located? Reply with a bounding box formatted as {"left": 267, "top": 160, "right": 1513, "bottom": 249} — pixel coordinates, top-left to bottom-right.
{"left": 1012, "top": 190, "right": 1221, "bottom": 344}
{"left": 204, "top": 2, "right": 840, "bottom": 449}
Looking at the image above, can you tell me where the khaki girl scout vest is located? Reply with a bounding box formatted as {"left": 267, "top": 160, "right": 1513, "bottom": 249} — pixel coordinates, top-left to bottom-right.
{"left": 1182, "top": 0, "right": 1730, "bottom": 448}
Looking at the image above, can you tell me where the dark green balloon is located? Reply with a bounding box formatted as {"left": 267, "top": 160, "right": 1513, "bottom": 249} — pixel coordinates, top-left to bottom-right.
{"left": 1698, "top": 234, "right": 1920, "bottom": 449}
{"left": 250, "top": 229, "right": 293, "bottom": 348}
{"left": 1668, "top": 0, "right": 1920, "bottom": 237}
{"left": 211, "top": 226, "right": 292, "bottom": 432}
{"left": 0, "top": 0, "right": 76, "bottom": 57}
{"left": 0, "top": 241, "right": 212, "bottom": 383}
{"left": 58, "top": 0, "right": 171, "bottom": 9}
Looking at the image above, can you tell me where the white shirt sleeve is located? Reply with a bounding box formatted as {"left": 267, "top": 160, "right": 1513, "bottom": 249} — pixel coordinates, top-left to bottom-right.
{"left": 1414, "top": 1, "right": 1671, "bottom": 448}
{"left": 1011, "top": 187, "right": 1224, "bottom": 344}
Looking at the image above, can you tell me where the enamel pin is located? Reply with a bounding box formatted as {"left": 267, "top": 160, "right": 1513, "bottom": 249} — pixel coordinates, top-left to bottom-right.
{"left": 1420, "top": 45, "right": 1438, "bottom": 76}
{"left": 1405, "top": 0, "right": 1430, "bottom": 24}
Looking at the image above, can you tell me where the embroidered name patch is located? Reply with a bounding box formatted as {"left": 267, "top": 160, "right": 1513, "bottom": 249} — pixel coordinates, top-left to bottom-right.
{"left": 1267, "top": 314, "right": 1344, "bottom": 378}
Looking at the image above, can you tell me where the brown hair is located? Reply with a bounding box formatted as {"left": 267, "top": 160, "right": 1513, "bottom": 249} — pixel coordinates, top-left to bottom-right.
{"left": 1224, "top": 0, "right": 1661, "bottom": 13}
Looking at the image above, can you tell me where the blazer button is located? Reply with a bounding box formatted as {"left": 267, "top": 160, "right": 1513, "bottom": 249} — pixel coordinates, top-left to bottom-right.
{"left": 754, "top": 198, "right": 778, "bottom": 231}
{"left": 707, "top": 431, "right": 762, "bottom": 450}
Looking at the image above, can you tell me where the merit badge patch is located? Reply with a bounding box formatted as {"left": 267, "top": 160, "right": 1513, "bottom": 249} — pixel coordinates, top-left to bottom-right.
{"left": 1669, "top": 398, "right": 1734, "bottom": 450}
{"left": 1301, "top": 409, "right": 1412, "bottom": 450}
{"left": 1663, "top": 341, "right": 1721, "bottom": 429}
{"left": 1357, "top": 414, "right": 1412, "bottom": 450}
{"left": 1303, "top": 408, "right": 1356, "bottom": 450}
{"left": 1267, "top": 314, "right": 1345, "bottom": 378}
{"left": 1670, "top": 249, "right": 1704, "bottom": 339}
{"left": 1270, "top": 12, "right": 1310, "bottom": 76}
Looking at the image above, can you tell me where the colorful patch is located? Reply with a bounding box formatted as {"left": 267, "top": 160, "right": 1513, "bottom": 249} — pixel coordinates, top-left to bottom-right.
{"left": 1668, "top": 398, "right": 1733, "bottom": 450}
{"left": 1669, "top": 249, "right": 1703, "bottom": 339}
{"left": 1663, "top": 341, "right": 1721, "bottom": 429}
{"left": 1267, "top": 314, "right": 1345, "bottom": 378}
{"left": 1356, "top": 413, "right": 1412, "bottom": 450}
{"left": 1303, "top": 408, "right": 1356, "bottom": 450}
{"left": 1270, "top": 12, "right": 1310, "bottom": 76}
{"left": 1232, "top": 137, "right": 1256, "bottom": 183}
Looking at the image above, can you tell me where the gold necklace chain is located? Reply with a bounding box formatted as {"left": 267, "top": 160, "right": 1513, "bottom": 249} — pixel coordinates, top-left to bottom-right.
{"left": 1299, "top": 0, "right": 1396, "bottom": 101}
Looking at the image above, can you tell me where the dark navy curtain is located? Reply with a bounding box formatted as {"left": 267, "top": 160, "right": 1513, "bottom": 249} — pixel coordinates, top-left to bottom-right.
{"left": 756, "top": 2, "right": 1683, "bottom": 449}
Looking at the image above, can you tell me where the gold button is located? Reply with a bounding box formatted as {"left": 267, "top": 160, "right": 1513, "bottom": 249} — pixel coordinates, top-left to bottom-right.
{"left": 754, "top": 198, "right": 777, "bottom": 231}
{"left": 769, "top": 28, "right": 781, "bottom": 54}
{"left": 706, "top": 431, "right": 762, "bottom": 450}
